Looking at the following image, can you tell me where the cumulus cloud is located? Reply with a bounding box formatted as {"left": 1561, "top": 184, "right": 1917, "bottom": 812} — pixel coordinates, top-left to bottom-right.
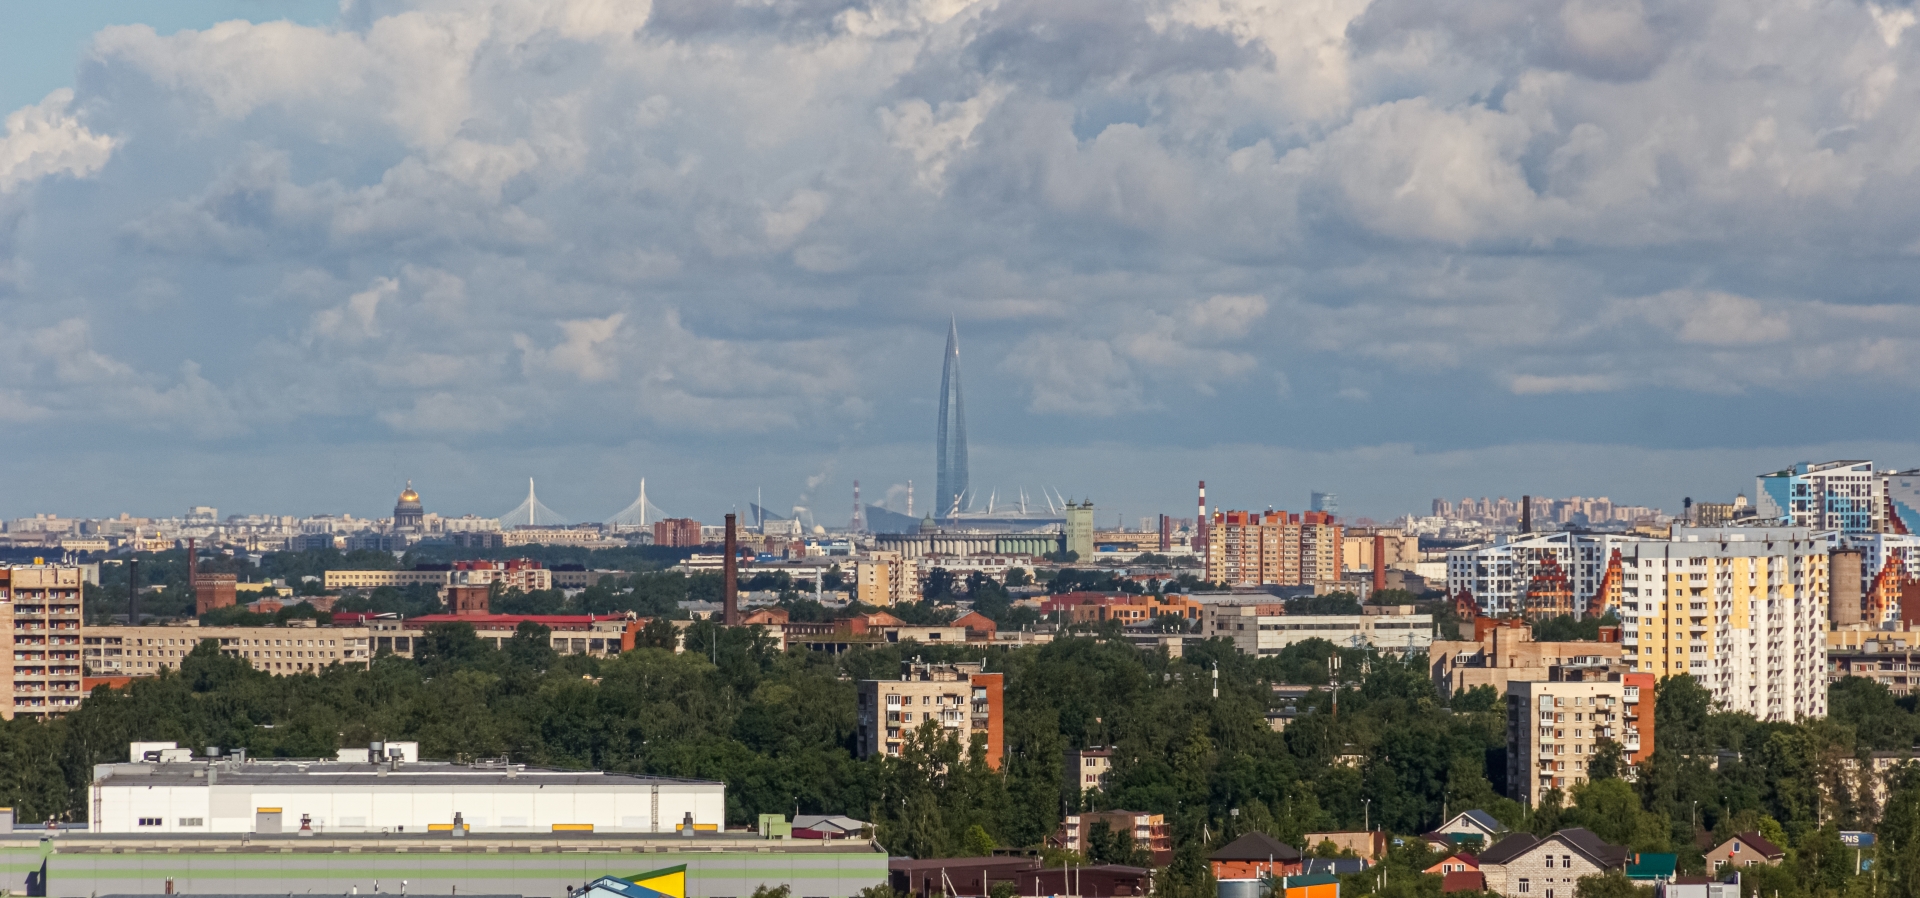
{"left": 0, "top": 89, "right": 114, "bottom": 193}
{"left": 1006, "top": 294, "right": 1270, "bottom": 414}
{"left": 1, "top": 0, "right": 1919, "bottom": 514}
{"left": 516, "top": 313, "right": 627, "bottom": 382}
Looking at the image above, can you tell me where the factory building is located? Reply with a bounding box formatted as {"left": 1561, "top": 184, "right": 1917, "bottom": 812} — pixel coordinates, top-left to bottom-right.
{"left": 13, "top": 741, "right": 889, "bottom": 898}
{"left": 92, "top": 741, "right": 724, "bottom": 835}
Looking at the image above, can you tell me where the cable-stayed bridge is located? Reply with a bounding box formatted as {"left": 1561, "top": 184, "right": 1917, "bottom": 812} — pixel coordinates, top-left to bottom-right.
{"left": 497, "top": 479, "right": 572, "bottom": 527}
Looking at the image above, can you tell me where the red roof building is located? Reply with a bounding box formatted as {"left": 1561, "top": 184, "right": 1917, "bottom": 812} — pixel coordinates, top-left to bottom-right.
{"left": 405, "top": 614, "right": 607, "bottom": 632}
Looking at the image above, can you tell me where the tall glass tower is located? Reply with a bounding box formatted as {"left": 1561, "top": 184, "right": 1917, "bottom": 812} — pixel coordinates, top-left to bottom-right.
{"left": 936, "top": 318, "right": 969, "bottom": 518}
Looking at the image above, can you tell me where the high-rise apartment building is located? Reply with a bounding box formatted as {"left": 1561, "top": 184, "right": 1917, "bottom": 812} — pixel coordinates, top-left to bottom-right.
{"left": 1299, "top": 513, "right": 1342, "bottom": 587}
{"left": 1447, "top": 532, "right": 1640, "bottom": 617}
{"left": 1828, "top": 532, "right": 1920, "bottom": 627}
{"left": 1341, "top": 528, "right": 1418, "bottom": 574}
{"left": 1449, "top": 528, "right": 1828, "bottom": 723}
{"left": 3, "top": 563, "right": 84, "bottom": 720}
{"left": 855, "top": 552, "right": 920, "bottom": 606}
{"left": 1615, "top": 527, "right": 1827, "bottom": 721}
{"left": 652, "top": 518, "right": 702, "bottom": 547}
{"left": 1205, "top": 510, "right": 1340, "bottom": 590}
{"left": 1506, "top": 671, "right": 1626, "bottom": 807}
{"left": 1881, "top": 469, "right": 1920, "bottom": 535}
{"left": 1756, "top": 460, "right": 1878, "bottom": 533}
{"left": 856, "top": 659, "right": 1002, "bottom": 768}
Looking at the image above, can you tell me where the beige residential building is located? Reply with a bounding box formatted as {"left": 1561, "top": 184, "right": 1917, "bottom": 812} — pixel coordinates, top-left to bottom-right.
{"left": 324, "top": 562, "right": 553, "bottom": 594}
{"left": 1206, "top": 510, "right": 1343, "bottom": 590}
{"left": 1202, "top": 603, "right": 1433, "bottom": 655}
{"left": 1428, "top": 622, "right": 1626, "bottom": 701}
{"left": 3, "top": 564, "right": 85, "bottom": 719}
{"left": 856, "top": 552, "right": 920, "bottom": 606}
{"left": 321, "top": 570, "right": 451, "bottom": 590}
{"left": 1341, "top": 529, "right": 1419, "bottom": 573}
{"left": 501, "top": 527, "right": 613, "bottom": 547}
{"left": 86, "top": 624, "right": 374, "bottom": 675}
{"left": 1506, "top": 674, "right": 1626, "bottom": 806}
{"left": 365, "top": 617, "right": 633, "bottom": 659}
{"left": 1064, "top": 747, "right": 1113, "bottom": 794}
{"left": 1617, "top": 526, "right": 1828, "bottom": 721}
{"left": 1478, "top": 829, "right": 1629, "bottom": 898}
{"left": 855, "top": 659, "right": 1003, "bottom": 768}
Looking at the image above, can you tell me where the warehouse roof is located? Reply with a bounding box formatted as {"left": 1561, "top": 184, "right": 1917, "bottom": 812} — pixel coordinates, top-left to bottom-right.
{"left": 94, "top": 761, "right": 720, "bottom": 789}
{"left": 9, "top": 831, "right": 882, "bottom": 854}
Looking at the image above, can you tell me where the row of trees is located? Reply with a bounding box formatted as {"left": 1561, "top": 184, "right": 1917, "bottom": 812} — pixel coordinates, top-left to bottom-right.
{"left": 30, "top": 562, "right": 1920, "bottom": 898}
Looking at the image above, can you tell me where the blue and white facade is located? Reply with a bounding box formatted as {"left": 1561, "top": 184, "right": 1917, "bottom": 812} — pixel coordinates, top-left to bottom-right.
{"left": 1756, "top": 460, "right": 1878, "bottom": 534}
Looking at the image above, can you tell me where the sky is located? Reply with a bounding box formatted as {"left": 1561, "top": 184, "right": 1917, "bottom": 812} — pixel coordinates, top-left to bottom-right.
{"left": 3, "top": 0, "right": 1920, "bottom": 525}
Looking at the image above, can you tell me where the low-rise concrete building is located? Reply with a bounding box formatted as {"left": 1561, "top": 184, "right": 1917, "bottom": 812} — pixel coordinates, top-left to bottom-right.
{"left": 91, "top": 741, "right": 723, "bottom": 835}
{"left": 321, "top": 569, "right": 454, "bottom": 590}
{"left": 84, "top": 623, "right": 373, "bottom": 676}
{"left": 1064, "top": 747, "right": 1114, "bottom": 794}
{"left": 1202, "top": 603, "right": 1433, "bottom": 655}
{"left": 1054, "top": 811, "right": 1172, "bottom": 867}
{"left": 1302, "top": 831, "right": 1386, "bottom": 862}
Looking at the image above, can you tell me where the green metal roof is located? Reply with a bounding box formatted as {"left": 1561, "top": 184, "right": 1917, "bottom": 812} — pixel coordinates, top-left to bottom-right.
{"left": 1626, "top": 853, "right": 1677, "bottom": 880}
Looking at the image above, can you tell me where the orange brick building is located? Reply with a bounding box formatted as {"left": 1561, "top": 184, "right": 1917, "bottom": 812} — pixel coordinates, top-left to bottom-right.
{"left": 653, "top": 518, "right": 703, "bottom": 547}
{"left": 1040, "top": 592, "right": 1203, "bottom": 625}
{"left": 193, "top": 573, "right": 238, "bottom": 615}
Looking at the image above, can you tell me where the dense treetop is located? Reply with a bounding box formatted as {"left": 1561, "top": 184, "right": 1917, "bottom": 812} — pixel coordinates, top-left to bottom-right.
{"left": 8, "top": 614, "right": 1918, "bottom": 898}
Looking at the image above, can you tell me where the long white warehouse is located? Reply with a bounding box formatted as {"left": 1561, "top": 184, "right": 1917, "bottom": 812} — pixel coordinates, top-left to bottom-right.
{"left": 91, "top": 742, "right": 724, "bottom": 836}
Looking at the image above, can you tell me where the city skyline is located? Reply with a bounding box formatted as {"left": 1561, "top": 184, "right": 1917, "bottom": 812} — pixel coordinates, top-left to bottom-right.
{"left": 15, "top": 437, "right": 1920, "bottom": 526}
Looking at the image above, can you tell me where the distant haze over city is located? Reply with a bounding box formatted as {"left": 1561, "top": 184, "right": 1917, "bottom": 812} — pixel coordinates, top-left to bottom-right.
{"left": 0, "top": 4, "right": 1915, "bottom": 522}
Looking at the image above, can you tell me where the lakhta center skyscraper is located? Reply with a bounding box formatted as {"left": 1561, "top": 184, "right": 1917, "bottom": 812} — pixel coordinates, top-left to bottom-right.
{"left": 936, "top": 318, "right": 969, "bottom": 518}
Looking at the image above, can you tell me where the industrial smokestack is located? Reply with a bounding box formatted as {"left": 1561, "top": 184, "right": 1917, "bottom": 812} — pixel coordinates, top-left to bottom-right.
{"left": 723, "top": 513, "right": 740, "bottom": 625}
{"left": 1372, "top": 532, "right": 1387, "bottom": 597}
{"left": 129, "top": 558, "right": 140, "bottom": 625}
{"left": 1831, "top": 547, "right": 1864, "bottom": 628}
{"left": 187, "top": 537, "right": 198, "bottom": 610}
{"left": 851, "top": 481, "right": 864, "bottom": 534}
{"left": 1521, "top": 496, "right": 1531, "bottom": 534}
{"left": 1197, "top": 481, "right": 1208, "bottom": 560}
{"left": 1159, "top": 514, "right": 1171, "bottom": 553}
